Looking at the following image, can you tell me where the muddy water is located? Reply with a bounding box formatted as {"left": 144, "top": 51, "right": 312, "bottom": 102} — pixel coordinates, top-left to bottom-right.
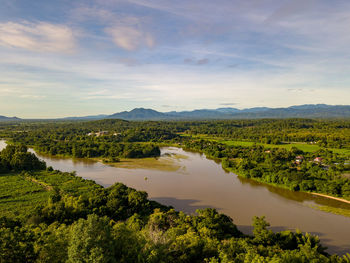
{"left": 1, "top": 140, "right": 349, "bottom": 254}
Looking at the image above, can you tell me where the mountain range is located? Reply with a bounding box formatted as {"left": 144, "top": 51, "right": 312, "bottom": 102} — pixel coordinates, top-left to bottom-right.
{"left": 0, "top": 115, "right": 20, "bottom": 121}
{"left": 1, "top": 104, "right": 350, "bottom": 121}
{"left": 106, "top": 104, "right": 350, "bottom": 120}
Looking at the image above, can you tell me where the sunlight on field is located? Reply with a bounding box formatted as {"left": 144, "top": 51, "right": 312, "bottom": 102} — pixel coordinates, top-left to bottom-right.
{"left": 181, "top": 133, "right": 350, "bottom": 156}
{"left": 219, "top": 140, "right": 350, "bottom": 156}
{"left": 107, "top": 153, "right": 188, "bottom": 171}
{"left": 0, "top": 173, "right": 49, "bottom": 219}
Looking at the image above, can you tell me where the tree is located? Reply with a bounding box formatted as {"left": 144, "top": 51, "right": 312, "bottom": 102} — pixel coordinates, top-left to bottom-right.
{"left": 67, "top": 214, "right": 116, "bottom": 263}
{"left": 0, "top": 226, "right": 36, "bottom": 263}
{"left": 252, "top": 216, "right": 274, "bottom": 245}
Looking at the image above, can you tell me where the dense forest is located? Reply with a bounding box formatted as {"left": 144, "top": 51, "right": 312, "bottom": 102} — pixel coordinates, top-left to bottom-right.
{"left": 1, "top": 145, "right": 350, "bottom": 262}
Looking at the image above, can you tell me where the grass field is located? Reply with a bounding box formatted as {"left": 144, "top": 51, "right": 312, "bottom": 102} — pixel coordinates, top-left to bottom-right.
{"left": 34, "top": 170, "right": 101, "bottom": 196}
{"left": 181, "top": 133, "right": 350, "bottom": 156}
{"left": 218, "top": 139, "right": 350, "bottom": 155}
{"left": 0, "top": 173, "right": 50, "bottom": 220}
{"left": 0, "top": 170, "right": 102, "bottom": 220}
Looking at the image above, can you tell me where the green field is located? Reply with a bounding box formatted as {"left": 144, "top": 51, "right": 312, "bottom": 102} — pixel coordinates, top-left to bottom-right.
{"left": 33, "top": 170, "right": 101, "bottom": 196}
{"left": 218, "top": 139, "right": 350, "bottom": 155}
{"left": 181, "top": 133, "right": 350, "bottom": 156}
{"left": 0, "top": 171, "right": 101, "bottom": 220}
{"left": 0, "top": 173, "right": 50, "bottom": 220}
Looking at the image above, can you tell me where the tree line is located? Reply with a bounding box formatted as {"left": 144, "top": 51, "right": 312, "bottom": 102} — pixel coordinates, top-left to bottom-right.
{"left": 2, "top": 118, "right": 350, "bottom": 149}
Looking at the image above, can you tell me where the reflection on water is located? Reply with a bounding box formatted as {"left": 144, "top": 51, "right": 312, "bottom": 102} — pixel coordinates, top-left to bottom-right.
{"left": 1, "top": 141, "right": 350, "bottom": 255}
{"left": 151, "top": 197, "right": 219, "bottom": 214}
{"left": 237, "top": 176, "right": 350, "bottom": 209}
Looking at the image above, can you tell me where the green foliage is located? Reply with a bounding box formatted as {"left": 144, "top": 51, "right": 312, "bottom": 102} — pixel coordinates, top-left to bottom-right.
{"left": 0, "top": 172, "right": 50, "bottom": 220}
{"left": 193, "top": 208, "right": 241, "bottom": 240}
{"left": 252, "top": 216, "right": 274, "bottom": 245}
{"left": 180, "top": 119, "right": 350, "bottom": 150}
{"left": 67, "top": 215, "right": 115, "bottom": 263}
{"left": 33, "top": 223, "right": 69, "bottom": 263}
{"left": 0, "top": 145, "right": 45, "bottom": 173}
{"left": 0, "top": 225, "right": 36, "bottom": 263}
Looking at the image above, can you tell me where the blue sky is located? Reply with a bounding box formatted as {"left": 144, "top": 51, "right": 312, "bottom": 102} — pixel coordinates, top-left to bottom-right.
{"left": 0, "top": 0, "right": 349, "bottom": 118}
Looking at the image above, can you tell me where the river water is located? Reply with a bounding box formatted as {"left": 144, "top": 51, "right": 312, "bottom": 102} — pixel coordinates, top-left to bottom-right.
{"left": 1, "top": 140, "right": 349, "bottom": 254}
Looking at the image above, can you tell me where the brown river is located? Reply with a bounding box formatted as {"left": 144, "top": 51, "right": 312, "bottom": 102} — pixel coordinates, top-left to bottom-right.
{"left": 1, "top": 140, "right": 349, "bottom": 255}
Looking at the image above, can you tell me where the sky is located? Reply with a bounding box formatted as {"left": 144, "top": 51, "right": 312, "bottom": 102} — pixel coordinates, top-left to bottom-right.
{"left": 0, "top": 0, "right": 350, "bottom": 118}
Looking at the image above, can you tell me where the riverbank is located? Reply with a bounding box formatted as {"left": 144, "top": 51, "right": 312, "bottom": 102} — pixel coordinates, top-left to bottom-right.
{"left": 310, "top": 192, "right": 350, "bottom": 204}
{"left": 181, "top": 145, "right": 350, "bottom": 216}
{"left": 225, "top": 164, "right": 350, "bottom": 208}
{"left": 3, "top": 140, "right": 350, "bottom": 217}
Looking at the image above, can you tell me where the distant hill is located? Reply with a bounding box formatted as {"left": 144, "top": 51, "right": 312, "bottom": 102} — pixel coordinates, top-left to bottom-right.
{"left": 0, "top": 115, "right": 21, "bottom": 121}
{"left": 108, "top": 108, "right": 166, "bottom": 120}
{"left": 105, "top": 104, "right": 350, "bottom": 120}
{"left": 42, "top": 104, "right": 350, "bottom": 121}
{"left": 233, "top": 105, "right": 350, "bottom": 119}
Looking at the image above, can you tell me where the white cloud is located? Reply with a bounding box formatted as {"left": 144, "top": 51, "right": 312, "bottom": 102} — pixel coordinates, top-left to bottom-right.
{"left": 105, "top": 26, "right": 154, "bottom": 50}
{"left": 0, "top": 87, "right": 21, "bottom": 95}
{"left": 1, "top": 0, "right": 350, "bottom": 117}
{"left": 20, "top": 94, "right": 46, "bottom": 99}
{"left": 0, "top": 21, "right": 76, "bottom": 53}
{"left": 82, "top": 89, "right": 133, "bottom": 100}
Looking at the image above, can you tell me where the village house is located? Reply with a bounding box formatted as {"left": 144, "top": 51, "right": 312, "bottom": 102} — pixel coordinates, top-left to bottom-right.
{"left": 295, "top": 155, "right": 304, "bottom": 164}
{"left": 87, "top": 131, "right": 109, "bottom": 137}
{"left": 96, "top": 131, "right": 109, "bottom": 137}
{"left": 314, "top": 157, "right": 323, "bottom": 163}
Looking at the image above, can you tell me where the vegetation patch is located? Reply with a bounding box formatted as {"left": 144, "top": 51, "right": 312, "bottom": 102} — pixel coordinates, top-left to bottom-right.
{"left": 104, "top": 153, "right": 187, "bottom": 172}
{"left": 0, "top": 173, "right": 50, "bottom": 220}
{"left": 188, "top": 136, "right": 350, "bottom": 156}
{"left": 309, "top": 204, "right": 350, "bottom": 218}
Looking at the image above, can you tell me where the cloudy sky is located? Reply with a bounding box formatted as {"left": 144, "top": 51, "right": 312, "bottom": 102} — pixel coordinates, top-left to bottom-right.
{"left": 0, "top": 0, "right": 349, "bottom": 118}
